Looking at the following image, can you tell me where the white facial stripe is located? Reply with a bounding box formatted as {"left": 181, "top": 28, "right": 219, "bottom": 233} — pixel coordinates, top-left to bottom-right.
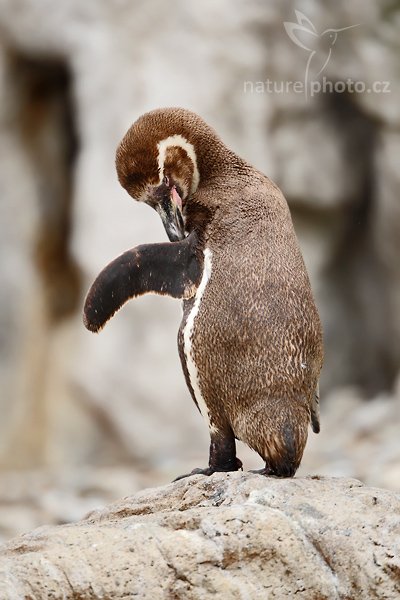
{"left": 183, "top": 248, "right": 217, "bottom": 434}
{"left": 157, "top": 134, "right": 200, "bottom": 195}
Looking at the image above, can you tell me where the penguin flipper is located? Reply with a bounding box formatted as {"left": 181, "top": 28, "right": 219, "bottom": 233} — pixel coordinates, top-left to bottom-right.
{"left": 310, "top": 382, "right": 320, "bottom": 433}
{"left": 83, "top": 230, "right": 201, "bottom": 333}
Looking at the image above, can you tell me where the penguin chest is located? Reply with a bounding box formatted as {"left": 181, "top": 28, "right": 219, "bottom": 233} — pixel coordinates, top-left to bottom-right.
{"left": 180, "top": 248, "right": 217, "bottom": 432}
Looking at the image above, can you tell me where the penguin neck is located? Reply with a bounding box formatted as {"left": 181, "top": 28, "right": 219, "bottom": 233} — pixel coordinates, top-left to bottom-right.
{"left": 197, "top": 144, "right": 250, "bottom": 186}
{"left": 195, "top": 147, "right": 264, "bottom": 207}
{"left": 186, "top": 142, "right": 271, "bottom": 247}
{"left": 189, "top": 161, "right": 285, "bottom": 249}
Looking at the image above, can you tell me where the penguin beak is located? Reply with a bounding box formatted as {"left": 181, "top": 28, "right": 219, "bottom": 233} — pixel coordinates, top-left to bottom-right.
{"left": 156, "top": 186, "right": 185, "bottom": 242}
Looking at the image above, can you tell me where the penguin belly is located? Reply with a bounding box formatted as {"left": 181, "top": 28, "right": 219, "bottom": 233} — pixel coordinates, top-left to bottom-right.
{"left": 178, "top": 243, "right": 320, "bottom": 475}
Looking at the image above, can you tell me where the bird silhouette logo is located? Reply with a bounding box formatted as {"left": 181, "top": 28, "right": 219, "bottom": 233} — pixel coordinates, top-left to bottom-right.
{"left": 284, "top": 10, "right": 359, "bottom": 98}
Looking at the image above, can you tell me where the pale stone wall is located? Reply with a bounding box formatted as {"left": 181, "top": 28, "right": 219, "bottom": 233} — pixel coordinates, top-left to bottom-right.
{"left": 0, "top": 0, "right": 399, "bottom": 471}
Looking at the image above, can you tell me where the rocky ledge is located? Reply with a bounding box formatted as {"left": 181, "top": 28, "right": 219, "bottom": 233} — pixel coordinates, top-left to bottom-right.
{"left": 0, "top": 473, "right": 399, "bottom": 599}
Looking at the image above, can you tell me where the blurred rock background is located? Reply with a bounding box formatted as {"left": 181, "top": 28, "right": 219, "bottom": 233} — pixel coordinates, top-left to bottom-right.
{"left": 0, "top": 0, "right": 399, "bottom": 541}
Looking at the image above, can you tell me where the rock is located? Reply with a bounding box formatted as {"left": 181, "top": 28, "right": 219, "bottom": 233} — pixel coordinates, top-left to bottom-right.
{"left": 0, "top": 473, "right": 399, "bottom": 599}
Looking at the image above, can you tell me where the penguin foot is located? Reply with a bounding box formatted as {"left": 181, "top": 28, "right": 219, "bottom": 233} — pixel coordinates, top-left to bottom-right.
{"left": 173, "top": 467, "right": 215, "bottom": 481}
{"left": 249, "top": 467, "right": 276, "bottom": 477}
{"left": 249, "top": 464, "right": 296, "bottom": 478}
{"left": 174, "top": 458, "right": 243, "bottom": 482}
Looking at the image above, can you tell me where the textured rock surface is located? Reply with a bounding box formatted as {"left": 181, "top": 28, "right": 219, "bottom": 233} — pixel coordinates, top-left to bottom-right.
{"left": 0, "top": 473, "right": 399, "bottom": 599}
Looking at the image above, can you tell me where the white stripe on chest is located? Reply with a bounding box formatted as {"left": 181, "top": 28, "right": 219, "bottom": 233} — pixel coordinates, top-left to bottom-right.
{"left": 182, "top": 248, "right": 217, "bottom": 433}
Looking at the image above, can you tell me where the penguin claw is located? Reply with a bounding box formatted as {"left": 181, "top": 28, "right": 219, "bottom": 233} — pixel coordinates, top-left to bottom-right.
{"left": 249, "top": 466, "right": 296, "bottom": 478}
{"left": 173, "top": 458, "right": 243, "bottom": 482}
{"left": 173, "top": 467, "right": 216, "bottom": 482}
{"left": 249, "top": 468, "right": 273, "bottom": 476}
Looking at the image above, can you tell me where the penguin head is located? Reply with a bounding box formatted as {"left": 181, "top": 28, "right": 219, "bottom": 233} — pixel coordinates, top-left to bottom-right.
{"left": 116, "top": 108, "right": 227, "bottom": 242}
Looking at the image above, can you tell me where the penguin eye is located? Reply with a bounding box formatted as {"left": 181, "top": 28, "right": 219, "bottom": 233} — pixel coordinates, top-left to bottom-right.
{"left": 126, "top": 172, "right": 144, "bottom": 188}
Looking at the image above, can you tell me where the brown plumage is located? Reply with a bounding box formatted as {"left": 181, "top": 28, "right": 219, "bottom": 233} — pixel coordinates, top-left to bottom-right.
{"left": 84, "top": 107, "right": 323, "bottom": 479}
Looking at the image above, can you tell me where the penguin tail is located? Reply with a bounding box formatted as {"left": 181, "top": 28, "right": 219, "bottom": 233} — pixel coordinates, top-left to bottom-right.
{"left": 240, "top": 400, "right": 309, "bottom": 477}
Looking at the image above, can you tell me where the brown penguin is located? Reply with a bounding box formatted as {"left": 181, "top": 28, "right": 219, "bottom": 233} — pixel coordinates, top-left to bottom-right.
{"left": 83, "top": 107, "right": 323, "bottom": 479}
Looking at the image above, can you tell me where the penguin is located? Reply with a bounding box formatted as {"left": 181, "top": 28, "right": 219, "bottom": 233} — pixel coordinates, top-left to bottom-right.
{"left": 83, "top": 107, "right": 323, "bottom": 479}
